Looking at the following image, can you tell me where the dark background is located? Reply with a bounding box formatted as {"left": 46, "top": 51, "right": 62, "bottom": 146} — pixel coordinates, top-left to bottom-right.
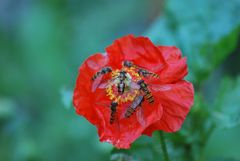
{"left": 0, "top": 0, "right": 240, "bottom": 161}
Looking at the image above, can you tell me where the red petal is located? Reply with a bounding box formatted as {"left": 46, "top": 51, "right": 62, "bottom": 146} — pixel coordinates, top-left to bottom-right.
{"left": 73, "top": 53, "right": 109, "bottom": 125}
{"left": 106, "top": 35, "right": 165, "bottom": 72}
{"left": 98, "top": 100, "right": 163, "bottom": 149}
{"left": 156, "top": 46, "right": 188, "bottom": 84}
{"left": 158, "top": 46, "right": 182, "bottom": 62}
{"left": 143, "top": 81, "right": 194, "bottom": 136}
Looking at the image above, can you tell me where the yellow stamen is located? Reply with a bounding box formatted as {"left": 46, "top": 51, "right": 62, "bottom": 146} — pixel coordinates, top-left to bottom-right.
{"left": 105, "top": 68, "right": 142, "bottom": 104}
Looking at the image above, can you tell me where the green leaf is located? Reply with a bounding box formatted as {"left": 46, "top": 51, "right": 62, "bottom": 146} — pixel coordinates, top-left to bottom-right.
{"left": 213, "top": 77, "right": 240, "bottom": 129}
{"left": 60, "top": 87, "right": 73, "bottom": 109}
{"left": 145, "top": 0, "right": 240, "bottom": 84}
{"left": 0, "top": 98, "right": 15, "bottom": 121}
{"left": 209, "top": 158, "right": 240, "bottom": 161}
{"left": 111, "top": 136, "right": 163, "bottom": 161}
{"left": 110, "top": 153, "right": 140, "bottom": 161}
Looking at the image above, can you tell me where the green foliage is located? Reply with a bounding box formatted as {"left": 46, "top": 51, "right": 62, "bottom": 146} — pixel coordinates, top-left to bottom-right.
{"left": 111, "top": 135, "right": 163, "bottom": 161}
{"left": 146, "top": 0, "right": 240, "bottom": 83}
{"left": 0, "top": 98, "right": 15, "bottom": 121}
{"left": 111, "top": 153, "right": 140, "bottom": 161}
{"left": 213, "top": 77, "right": 240, "bottom": 129}
{"left": 210, "top": 159, "right": 240, "bottom": 161}
{"left": 60, "top": 88, "right": 73, "bottom": 109}
{"left": 1, "top": 0, "right": 240, "bottom": 161}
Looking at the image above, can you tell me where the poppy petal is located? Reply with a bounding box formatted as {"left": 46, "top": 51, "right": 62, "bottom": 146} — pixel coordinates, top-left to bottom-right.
{"left": 106, "top": 35, "right": 165, "bottom": 72}
{"left": 158, "top": 46, "right": 182, "bottom": 62}
{"left": 98, "top": 100, "right": 163, "bottom": 149}
{"left": 156, "top": 46, "right": 188, "bottom": 83}
{"left": 143, "top": 81, "right": 194, "bottom": 136}
{"left": 73, "top": 53, "right": 109, "bottom": 125}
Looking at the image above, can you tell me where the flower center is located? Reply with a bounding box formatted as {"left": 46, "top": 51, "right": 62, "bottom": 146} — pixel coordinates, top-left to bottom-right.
{"left": 105, "top": 67, "right": 142, "bottom": 104}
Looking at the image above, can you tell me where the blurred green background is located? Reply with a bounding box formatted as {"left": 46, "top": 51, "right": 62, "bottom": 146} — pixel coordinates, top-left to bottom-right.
{"left": 0, "top": 0, "right": 240, "bottom": 161}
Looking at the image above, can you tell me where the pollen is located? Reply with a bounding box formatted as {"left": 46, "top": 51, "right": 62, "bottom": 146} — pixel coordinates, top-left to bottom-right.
{"left": 111, "top": 69, "right": 120, "bottom": 78}
{"left": 124, "top": 67, "right": 142, "bottom": 81}
{"left": 106, "top": 86, "right": 114, "bottom": 100}
{"left": 105, "top": 67, "right": 142, "bottom": 104}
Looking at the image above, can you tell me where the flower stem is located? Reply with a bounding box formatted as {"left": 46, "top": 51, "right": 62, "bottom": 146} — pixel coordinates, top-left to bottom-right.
{"left": 159, "top": 131, "right": 170, "bottom": 161}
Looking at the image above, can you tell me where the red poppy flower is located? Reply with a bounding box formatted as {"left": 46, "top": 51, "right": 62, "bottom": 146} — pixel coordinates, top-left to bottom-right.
{"left": 73, "top": 35, "right": 194, "bottom": 149}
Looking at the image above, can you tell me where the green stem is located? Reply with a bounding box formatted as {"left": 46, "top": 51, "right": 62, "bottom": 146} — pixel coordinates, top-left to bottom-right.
{"left": 198, "top": 124, "right": 216, "bottom": 161}
{"left": 159, "top": 131, "right": 170, "bottom": 161}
